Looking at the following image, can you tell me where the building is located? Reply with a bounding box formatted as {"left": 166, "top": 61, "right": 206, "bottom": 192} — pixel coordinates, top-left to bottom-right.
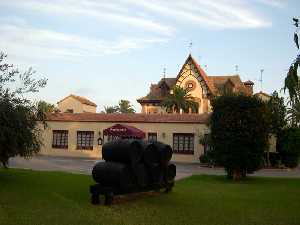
{"left": 137, "top": 54, "right": 254, "bottom": 114}
{"left": 254, "top": 91, "right": 271, "bottom": 102}
{"left": 57, "top": 94, "right": 97, "bottom": 113}
{"left": 40, "top": 54, "right": 275, "bottom": 162}
{"left": 41, "top": 113, "right": 210, "bottom": 162}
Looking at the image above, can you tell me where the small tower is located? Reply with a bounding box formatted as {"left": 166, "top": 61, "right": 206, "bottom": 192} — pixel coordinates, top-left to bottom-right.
{"left": 243, "top": 80, "right": 254, "bottom": 95}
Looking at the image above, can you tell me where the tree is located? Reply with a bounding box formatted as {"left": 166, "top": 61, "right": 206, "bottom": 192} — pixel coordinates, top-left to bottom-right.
{"left": 162, "top": 86, "right": 198, "bottom": 113}
{"left": 284, "top": 18, "right": 300, "bottom": 105}
{"left": 287, "top": 100, "right": 300, "bottom": 127}
{"left": 277, "top": 127, "right": 300, "bottom": 168}
{"left": 264, "top": 91, "right": 287, "bottom": 166}
{"left": 266, "top": 91, "right": 287, "bottom": 135}
{"left": 104, "top": 105, "right": 119, "bottom": 114}
{"left": 118, "top": 100, "right": 135, "bottom": 114}
{"left": 0, "top": 52, "right": 47, "bottom": 168}
{"left": 36, "top": 100, "right": 56, "bottom": 113}
{"left": 210, "top": 94, "right": 270, "bottom": 180}
{"left": 103, "top": 100, "right": 135, "bottom": 114}
{"left": 36, "top": 100, "right": 57, "bottom": 125}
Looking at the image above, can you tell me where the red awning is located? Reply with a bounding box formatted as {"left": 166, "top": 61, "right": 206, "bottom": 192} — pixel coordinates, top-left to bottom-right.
{"left": 103, "top": 124, "right": 145, "bottom": 139}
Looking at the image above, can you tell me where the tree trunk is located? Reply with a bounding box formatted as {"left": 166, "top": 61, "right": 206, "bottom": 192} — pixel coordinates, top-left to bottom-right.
{"left": 266, "top": 149, "right": 270, "bottom": 167}
{"left": 232, "top": 169, "right": 242, "bottom": 181}
{"left": 1, "top": 160, "right": 8, "bottom": 169}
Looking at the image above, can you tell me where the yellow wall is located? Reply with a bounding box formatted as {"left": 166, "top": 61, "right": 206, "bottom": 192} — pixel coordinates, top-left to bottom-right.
{"left": 141, "top": 58, "right": 212, "bottom": 114}
{"left": 175, "top": 61, "right": 212, "bottom": 114}
{"left": 82, "top": 104, "right": 97, "bottom": 113}
{"left": 40, "top": 120, "right": 277, "bottom": 162}
{"left": 40, "top": 121, "right": 209, "bottom": 162}
{"left": 58, "top": 96, "right": 96, "bottom": 113}
{"left": 142, "top": 105, "right": 165, "bottom": 114}
{"left": 255, "top": 93, "right": 270, "bottom": 102}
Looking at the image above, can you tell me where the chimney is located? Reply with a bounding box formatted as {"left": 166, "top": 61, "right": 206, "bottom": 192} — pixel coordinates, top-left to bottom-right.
{"left": 243, "top": 80, "right": 254, "bottom": 95}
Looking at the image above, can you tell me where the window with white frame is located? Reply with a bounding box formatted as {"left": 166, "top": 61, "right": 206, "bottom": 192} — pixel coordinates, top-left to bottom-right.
{"left": 173, "top": 133, "right": 194, "bottom": 154}
{"left": 77, "top": 131, "right": 94, "bottom": 150}
{"left": 52, "top": 130, "right": 68, "bottom": 149}
{"left": 148, "top": 132, "right": 157, "bottom": 142}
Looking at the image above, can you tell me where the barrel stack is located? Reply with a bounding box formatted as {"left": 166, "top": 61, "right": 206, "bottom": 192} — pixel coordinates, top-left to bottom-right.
{"left": 90, "top": 139, "right": 176, "bottom": 205}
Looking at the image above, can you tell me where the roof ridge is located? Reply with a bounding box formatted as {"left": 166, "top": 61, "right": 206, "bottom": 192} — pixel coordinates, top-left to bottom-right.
{"left": 57, "top": 94, "right": 97, "bottom": 107}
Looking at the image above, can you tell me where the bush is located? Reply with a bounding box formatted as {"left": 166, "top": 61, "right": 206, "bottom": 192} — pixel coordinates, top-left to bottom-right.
{"left": 210, "top": 94, "right": 269, "bottom": 180}
{"left": 264, "top": 152, "right": 281, "bottom": 168}
{"left": 277, "top": 128, "right": 300, "bottom": 168}
{"left": 199, "top": 154, "right": 209, "bottom": 164}
{"left": 199, "top": 150, "right": 218, "bottom": 167}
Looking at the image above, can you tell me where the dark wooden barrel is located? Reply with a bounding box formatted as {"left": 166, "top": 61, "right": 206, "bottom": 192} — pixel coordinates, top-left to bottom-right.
{"left": 165, "top": 164, "right": 176, "bottom": 183}
{"left": 133, "top": 163, "right": 150, "bottom": 188}
{"left": 102, "top": 139, "right": 143, "bottom": 165}
{"left": 146, "top": 164, "right": 163, "bottom": 185}
{"left": 92, "top": 161, "right": 134, "bottom": 190}
{"left": 143, "top": 142, "right": 173, "bottom": 166}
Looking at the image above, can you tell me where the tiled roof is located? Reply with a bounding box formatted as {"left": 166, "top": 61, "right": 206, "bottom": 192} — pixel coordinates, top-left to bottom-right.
{"left": 208, "top": 75, "right": 249, "bottom": 94}
{"left": 57, "top": 94, "right": 97, "bottom": 107}
{"left": 47, "top": 113, "right": 210, "bottom": 124}
{"left": 254, "top": 91, "right": 271, "bottom": 97}
{"left": 244, "top": 80, "right": 254, "bottom": 85}
{"left": 137, "top": 55, "right": 253, "bottom": 102}
{"left": 158, "top": 78, "right": 177, "bottom": 88}
{"left": 188, "top": 55, "right": 216, "bottom": 94}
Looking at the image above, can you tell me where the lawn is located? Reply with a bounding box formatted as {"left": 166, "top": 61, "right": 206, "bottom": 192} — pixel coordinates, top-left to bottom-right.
{"left": 0, "top": 169, "right": 300, "bottom": 225}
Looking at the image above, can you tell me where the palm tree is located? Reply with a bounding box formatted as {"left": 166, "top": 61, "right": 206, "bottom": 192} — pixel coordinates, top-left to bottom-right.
{"left": 287, "top": 100, "right": 300, "bottom": 127}
{"left": 162, "top": 86, "right": 198, "bottom": 113}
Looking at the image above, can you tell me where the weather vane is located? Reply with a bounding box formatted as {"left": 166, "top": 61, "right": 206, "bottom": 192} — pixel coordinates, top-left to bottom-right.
{"left": 163, "top": 67, "right": 166, "bottom": 79}
{"left": 189, "top": 41, "right": 193, "bottom": 54}
{"left": 235, "top": 65, "right": 239, "bottom": 73}
{"left": 259, "top": 69, "right": 264, "bottom": 91}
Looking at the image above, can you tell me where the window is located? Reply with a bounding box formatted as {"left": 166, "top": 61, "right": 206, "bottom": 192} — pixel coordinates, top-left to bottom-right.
{"left": 77, "top": 131, "right": 94, "bottom": 150}
{"left": 65, "top": 109, "right": 74, "bottom": 113}
{"left": 52, "top": 130, "right": 68, "bottom": 149}
{"left": 107, "top": 135, "right": 121, "bottom": 142}
{"left": 148, "top": 133, "right": 157, "bottom": 142}
{"left": 173, "top": 133, "right": 194, "bottom": 154}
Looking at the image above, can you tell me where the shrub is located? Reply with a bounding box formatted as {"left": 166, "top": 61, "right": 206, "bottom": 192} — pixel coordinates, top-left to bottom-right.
{"left": 210, "top": 94, "right": 269, "bottom": 180}
{"left": 199, "top": 154, "right": 209, "bottom": 164}
{"left": 277, "top": 127, "right": 300, "bottom": 168}
{"left": 264, "top": 152, "right": 281, "bottom": 168}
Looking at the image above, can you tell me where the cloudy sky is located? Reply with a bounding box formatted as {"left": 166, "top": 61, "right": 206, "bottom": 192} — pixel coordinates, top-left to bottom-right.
{"left": 0, "top": 0, "right": 299, "bottom": 111}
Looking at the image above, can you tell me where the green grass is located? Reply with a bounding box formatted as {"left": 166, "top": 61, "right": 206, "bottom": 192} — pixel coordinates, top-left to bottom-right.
{"left": 1, "top": 169, "right": 300, "bottom": 225}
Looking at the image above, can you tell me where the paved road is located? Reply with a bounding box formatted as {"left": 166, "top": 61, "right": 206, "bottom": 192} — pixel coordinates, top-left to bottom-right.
{"left": 8, "top": 155, "right": 300, "bottom": 180}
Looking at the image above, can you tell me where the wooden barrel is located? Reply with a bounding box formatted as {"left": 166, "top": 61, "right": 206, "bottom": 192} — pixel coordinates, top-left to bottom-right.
{"left": 165, "top": 164, "right": 176, "bottom": 183}
{"left": 146, "top": 164, "right": 164, "bottom": 185}
{"left": 133, "top": 163, "right": 150, "bottom": 188}
{"left": 92, "top": 161, "right": 134, "bottom": 190}
{"left": 143, "top": 141, "right": 173, "bottom": 166}
{"left": 102, "top": 139, "right": 143, "bottom": 165}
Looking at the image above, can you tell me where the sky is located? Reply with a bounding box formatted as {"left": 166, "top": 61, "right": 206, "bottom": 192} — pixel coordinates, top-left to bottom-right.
{"left": 0, "top": 0, "right": 299, "bottom": 112}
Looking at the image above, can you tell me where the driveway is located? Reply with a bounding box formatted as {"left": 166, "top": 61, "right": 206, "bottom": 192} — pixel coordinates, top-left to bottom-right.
{"left": 8, "top": 155, "right": 300, "bottom": 180}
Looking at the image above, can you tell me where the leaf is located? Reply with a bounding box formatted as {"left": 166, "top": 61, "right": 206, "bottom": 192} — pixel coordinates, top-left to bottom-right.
{"left": 293, "top": 17, "right": 299, "bottom": 27}
{"left": 294, "top": 33, "right": 299, "bottom": 49}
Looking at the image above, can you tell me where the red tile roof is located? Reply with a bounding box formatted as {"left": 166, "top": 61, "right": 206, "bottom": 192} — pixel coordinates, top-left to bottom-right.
{"left": 57, "top": 94, "right": 97, "bottom": 107}
{"left": 47, "top": 113, "right": 210, "bottom": 124}
{"left": 138, "top": 54, "right": 253, "bottom": 103}
{"left": 189, "top": 55, "right": 216, "bottom": 95}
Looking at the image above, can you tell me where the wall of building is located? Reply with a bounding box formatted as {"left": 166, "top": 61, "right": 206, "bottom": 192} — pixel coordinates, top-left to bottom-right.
{"left": 142, "top": 105, "right": 166, "bottom": 114}
{"left": 58, "top": 97, "right": 96, "bottom": 113}
{"left": 58, "top": 97, "right": 84, "bottom": 113}
{"left": 82, "top": 104, "right": 96, "bottom": 113}
{"left": 40, "top": 121, "right": 209, "bottom": 162}
{"left": 176, "top": 59, "right": 211, "bottom": 114}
